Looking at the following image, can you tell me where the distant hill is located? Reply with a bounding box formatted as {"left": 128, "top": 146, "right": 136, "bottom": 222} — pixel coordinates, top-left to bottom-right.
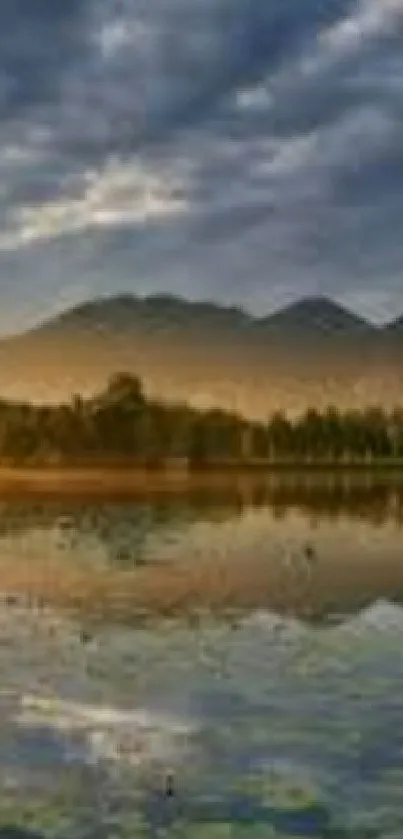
{"left": 384, "top": 312, "right": 403, "bottom": 336}
{"left": 256, "top": 296, "right": 374, "bottom": 339}
{"left": 0, "top": 293, "right": 402, "bottom": 417}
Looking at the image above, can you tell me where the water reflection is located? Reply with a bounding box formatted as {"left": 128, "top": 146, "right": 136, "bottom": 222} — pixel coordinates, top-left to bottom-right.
{"left": 3, "top": 478, "right": 403, "bottom": 835}
{"left": 0, "top": 475, "right": 403, "bottom": 625}
{"left": 2, "top": 600, "right": 403, "bottom": 836}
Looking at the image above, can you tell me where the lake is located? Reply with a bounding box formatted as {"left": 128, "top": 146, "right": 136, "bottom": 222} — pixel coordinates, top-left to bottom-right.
{"left": 1, "top": 473, "right": 403, "bottom": 837}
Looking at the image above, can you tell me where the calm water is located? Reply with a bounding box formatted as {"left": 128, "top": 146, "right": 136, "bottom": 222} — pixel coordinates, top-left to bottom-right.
{"left": 2, "top": 475, "right": 403, "bottom": 837}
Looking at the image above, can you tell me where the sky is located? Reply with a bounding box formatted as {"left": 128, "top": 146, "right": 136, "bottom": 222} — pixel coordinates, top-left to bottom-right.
{"left": 0, "top": 0, "right": 403, "bottom": 334}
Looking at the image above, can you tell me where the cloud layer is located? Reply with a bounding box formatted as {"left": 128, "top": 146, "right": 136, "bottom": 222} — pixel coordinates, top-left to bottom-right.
{"left": 0, "top": 0, "right": 402, "bottom": 331}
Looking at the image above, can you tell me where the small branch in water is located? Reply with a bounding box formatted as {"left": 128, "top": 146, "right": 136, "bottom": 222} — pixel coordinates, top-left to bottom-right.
{"left": 164, "top": 769, "right": 175, "bottom": 798}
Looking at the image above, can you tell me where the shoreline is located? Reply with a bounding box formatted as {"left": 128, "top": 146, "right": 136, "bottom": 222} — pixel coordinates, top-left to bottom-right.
{"left": 0, "top": 462, "right": 402, "bottom": 496}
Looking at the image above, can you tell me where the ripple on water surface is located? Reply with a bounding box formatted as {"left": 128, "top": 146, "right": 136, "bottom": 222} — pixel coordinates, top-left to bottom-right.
{"left": 1, "top": 600, "right": 403, "bottom": 835}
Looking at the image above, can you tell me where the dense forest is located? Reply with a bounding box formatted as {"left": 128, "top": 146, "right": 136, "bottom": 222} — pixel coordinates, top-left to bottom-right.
{"left": 0, "top": 372, "right": 403, "bottom": 466}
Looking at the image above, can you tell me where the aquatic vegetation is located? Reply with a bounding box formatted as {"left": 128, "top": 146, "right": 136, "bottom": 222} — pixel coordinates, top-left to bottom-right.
{"left": 0, "top": 795, "right": 74, "bottom": 834}
{"left": 173, "top": 825, "right": 233, "bottom": 839}
{"left": 240, "top": 769, "right": 322, "bottom": 812}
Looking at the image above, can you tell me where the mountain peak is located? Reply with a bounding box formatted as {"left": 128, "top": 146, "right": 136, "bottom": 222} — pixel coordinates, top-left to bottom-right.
{"left": 34, "top": 293, "right": 250, "bottom": 337}
{"left": 14, "top": 292, "right": 382, "bottom": 344}
{"left": 385, "top": 313, "right": 403, "bottom": 333}
{"left": 257, "top": 295, "right": 374, "bottom": 336}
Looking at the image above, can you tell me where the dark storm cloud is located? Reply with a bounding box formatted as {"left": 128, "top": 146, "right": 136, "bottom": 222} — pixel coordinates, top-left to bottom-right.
{"left": 0, "top": 0, "right": 85, "bottom": 116}
{"left": 0, "top": 0, "right": 355, "bottom": 155}
{"left": 0, "top": 0, "right": 402, "bottom": 332}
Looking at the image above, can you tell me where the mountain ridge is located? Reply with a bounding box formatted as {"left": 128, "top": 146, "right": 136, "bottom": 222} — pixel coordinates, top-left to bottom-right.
{"left": 0, "top": 293, "right": 401, "bottom": 417}
{"left": 6, "top": 293, "right": 390, "bottom": 340}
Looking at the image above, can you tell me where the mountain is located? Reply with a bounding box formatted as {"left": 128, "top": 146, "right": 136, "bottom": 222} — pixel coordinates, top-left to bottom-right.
{"left": 33, "top": 293, "right": 253, "bottom": 341}
{"left": 0, "top": 293, "right": 402, "bottom": 418}
{"left": 255, "top": 296, "right": 374, "bottom": 340}
{"left": 384, "top": 313, "right": 403, "bottom": 335}
{"left": 35, "top": 293, "right": 373, "bottom": 340}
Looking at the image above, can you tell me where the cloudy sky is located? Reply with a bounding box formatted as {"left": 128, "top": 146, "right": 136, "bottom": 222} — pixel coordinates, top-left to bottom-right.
{"left": 0, "top": 0, "right": 402, "bottom": 333}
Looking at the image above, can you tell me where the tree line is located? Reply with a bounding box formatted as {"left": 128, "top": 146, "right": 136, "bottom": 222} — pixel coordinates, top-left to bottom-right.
{"left": 0, "top": 372, "right": 403, "bottom": 466}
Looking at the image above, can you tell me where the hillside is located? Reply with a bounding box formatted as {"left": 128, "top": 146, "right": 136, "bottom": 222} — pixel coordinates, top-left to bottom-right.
{"left": 0, "top": 294, "right": 401, "bottom": 418}
{"left": 256, "top": 296, "right": 374, "bottom": 339}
